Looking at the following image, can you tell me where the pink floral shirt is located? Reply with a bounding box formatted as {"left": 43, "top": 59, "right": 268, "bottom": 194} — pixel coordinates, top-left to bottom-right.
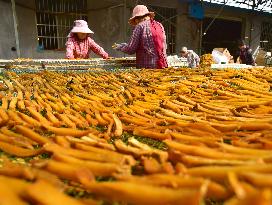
{"left": 66, "top": 35, "right": 109, "bottom": 59}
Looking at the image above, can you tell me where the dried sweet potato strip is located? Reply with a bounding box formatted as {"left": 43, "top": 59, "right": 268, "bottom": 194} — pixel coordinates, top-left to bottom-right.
{"left": 25, "top": 180, "right": 86, "bottom": 205}
{"left": 26, "top": 107, "right": 52, "bottom": 125}
{"left": 79, "top": 178, "right": 203, "bottom": 205}
{"left": 0, "top": 183, "right": 28, "bottom": 205}
{"left": 0, "top": 141, "right": 43, "bottom": 157}
{"left": 165, "top": 140, "right": 264, "bottom": 161}
{"left": 187, "top": 164, "right": 272, "bottom": 181}
{"left": 134, "top": 128, "right": 171, "bottom": 140}
{"left": 115, "top": 174, "right": 229, "bottom": 200}
{"left": 42, "top": 125, "right": 92, "bottom": 137}
{"left": 53, "top": 154, "right": 127, "bottom": 176}
{"left": 44, "top": 143, "right": 135, "bottom": 165}
{"left": 15, "top": 125, "right": 51, "bottom": 145}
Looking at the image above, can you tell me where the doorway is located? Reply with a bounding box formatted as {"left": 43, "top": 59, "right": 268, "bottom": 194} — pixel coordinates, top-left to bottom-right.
{"left": 202, "top": 17, "right": 242, "bottom": 58}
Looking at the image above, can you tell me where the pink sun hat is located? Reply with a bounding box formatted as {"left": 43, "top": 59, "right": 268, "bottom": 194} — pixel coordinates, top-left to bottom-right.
{"left": 129, "top": 5, "right": 155, "bottom": 25}
{"left": 70, "top": 20, "right": 94, "bottom": 34}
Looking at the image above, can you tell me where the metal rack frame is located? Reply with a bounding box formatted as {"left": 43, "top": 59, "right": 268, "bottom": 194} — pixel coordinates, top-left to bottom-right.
{"left": 0, "top": 58, "right": 136, "bottom": 71}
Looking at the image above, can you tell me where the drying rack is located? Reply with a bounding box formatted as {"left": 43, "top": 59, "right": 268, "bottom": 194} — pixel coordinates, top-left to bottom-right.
{"left": 0, "top": 58, "right": 136, "bottom": 72}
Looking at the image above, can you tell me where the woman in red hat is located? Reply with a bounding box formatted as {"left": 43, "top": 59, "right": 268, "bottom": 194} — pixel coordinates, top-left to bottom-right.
{"left": 113, "top": 5, "right": 168, "bottom": 69}
{"left": 66, "top": 20, "right": 109, "bottom": 59}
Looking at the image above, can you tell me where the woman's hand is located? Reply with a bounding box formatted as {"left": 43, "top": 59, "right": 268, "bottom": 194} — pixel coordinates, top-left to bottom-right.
{"left": 112, "top": 43, "right": 127, "bottom": 50}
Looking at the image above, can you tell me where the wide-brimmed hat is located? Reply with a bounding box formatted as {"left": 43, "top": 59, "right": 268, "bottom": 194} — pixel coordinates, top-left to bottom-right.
{"left": 129, "top": 5, "right": 155, "bottom": 25}
{"left": 70, "top": 20, "right": 94, "bottom": 34}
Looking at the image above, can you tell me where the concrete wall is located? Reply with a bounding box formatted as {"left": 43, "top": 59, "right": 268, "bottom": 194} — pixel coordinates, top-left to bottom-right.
{"left": 87, "top": 0, "right": 265, "bottom": 56}
{"left": 16, "top": 5, "right": 65, "bottom": 59}
{"left": 174, "top": 4, "right": 264, "bottom": 55}
{"left": 246, "top": 15, "right": 262, "bottom": 52}
{"left": 15, "top": 0, "right": 65, "bottom": 59}
{"left": 0, "top": 0, "right": 269, "bottom": 59}
{"left": 16, "top": 1, "right": 38, "bottom": 58}
{"left": 88, "top": 2, "right": 129, "bottom": 58}
{"left": 176, "top": 2, "right": 200, "bottom": 53}
{"left": 0, "top": 1, "right": 17, "bottom": 59}
{"left": 87, "top": 0, "right": 179, "bottom": 58}
{"left": 0, "top": 0, "right": 65, "bottom": 59}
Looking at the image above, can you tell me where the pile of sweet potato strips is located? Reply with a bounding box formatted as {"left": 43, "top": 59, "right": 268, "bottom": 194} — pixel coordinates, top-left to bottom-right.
{"left": 0, "top": 67, "right": 272, "bottom": 205}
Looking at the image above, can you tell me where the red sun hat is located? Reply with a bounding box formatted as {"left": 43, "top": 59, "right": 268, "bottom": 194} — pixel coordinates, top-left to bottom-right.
{"left": 129, "top": 5, "right": 155, "bottom": 25}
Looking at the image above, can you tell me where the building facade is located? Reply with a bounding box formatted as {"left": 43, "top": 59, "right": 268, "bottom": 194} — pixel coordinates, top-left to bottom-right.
{"left": 0, "top": 0, "right": 271, "bottom": 59}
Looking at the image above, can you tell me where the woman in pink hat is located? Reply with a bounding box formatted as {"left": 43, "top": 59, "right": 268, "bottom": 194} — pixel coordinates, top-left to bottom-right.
{"left": 66, "top": 20, "right": 109, "bottom": 59}
{"left": 113, "top": 5, "right": 168, "bottom": 69}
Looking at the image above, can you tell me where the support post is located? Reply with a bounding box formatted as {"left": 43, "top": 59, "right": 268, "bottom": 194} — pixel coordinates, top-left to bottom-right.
{"left": 123, "top": 0, "right": 127, "bottom": 57}
{"left": 198, "top": 0, "right": 204, "bottom": 56}
{"left": 11, "top": 0, "right": 21, "bottom": 58}
{"left": 199, "top": 19, "right": 203, "bottom": 56}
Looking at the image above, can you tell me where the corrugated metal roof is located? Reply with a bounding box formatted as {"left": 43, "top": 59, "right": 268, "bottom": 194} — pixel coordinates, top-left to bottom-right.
{"left": 203, "top": 0, "right": 272, "bottom": 13}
